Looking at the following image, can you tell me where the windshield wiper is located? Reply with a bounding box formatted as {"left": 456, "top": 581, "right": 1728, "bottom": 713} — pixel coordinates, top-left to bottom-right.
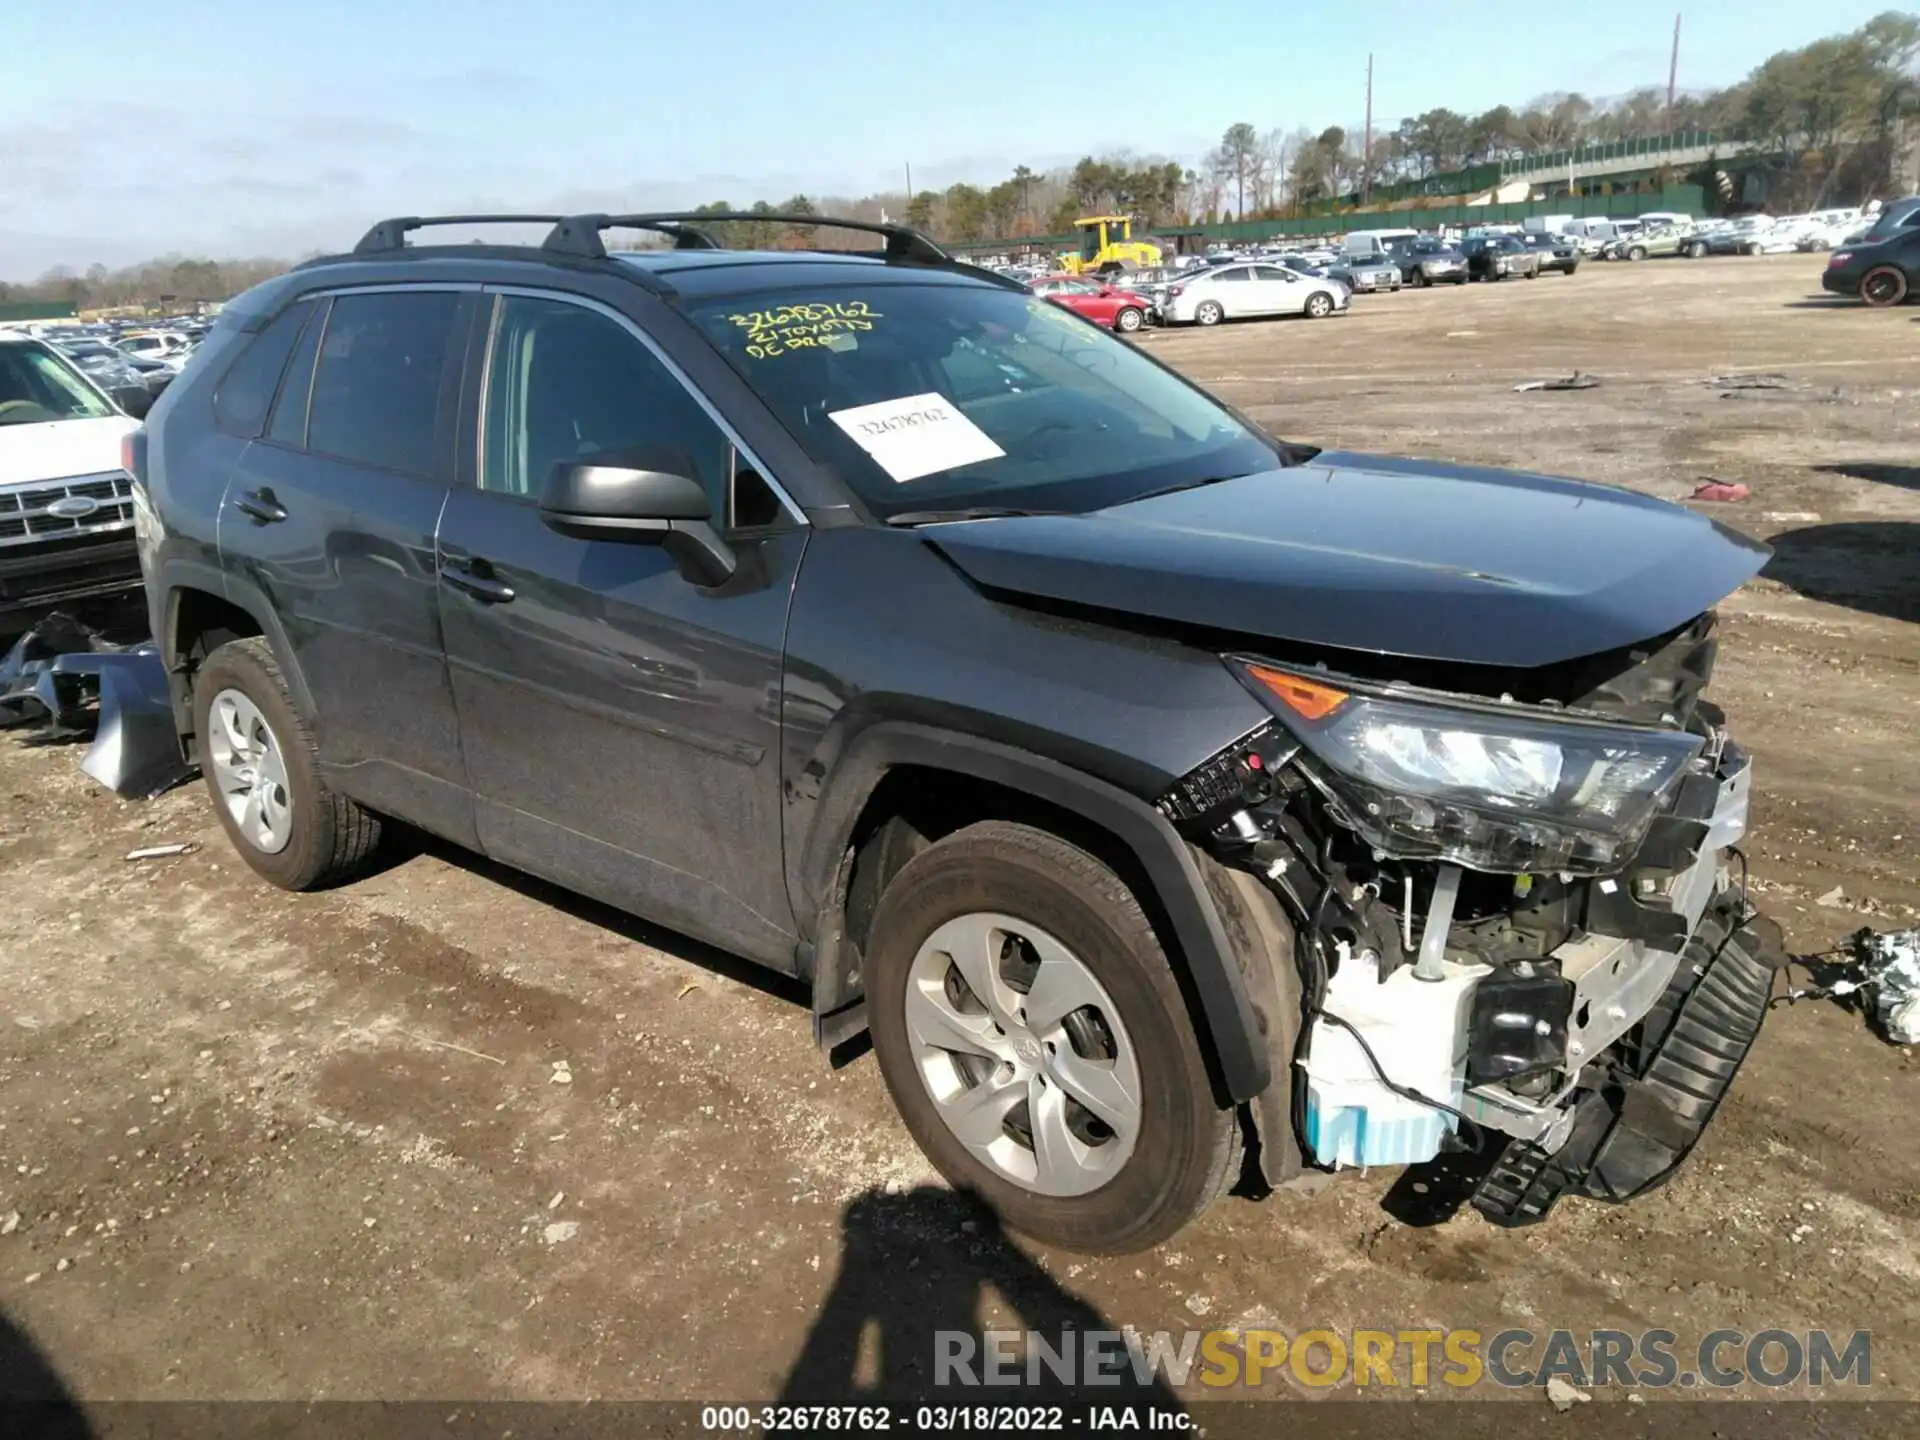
{"left": 884, "top": 506, "right": 1074, "bottom": 527}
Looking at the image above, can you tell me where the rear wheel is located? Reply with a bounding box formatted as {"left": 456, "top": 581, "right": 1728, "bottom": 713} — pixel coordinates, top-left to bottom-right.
{"left": 865, "top": 822, "right": 1240, "bottom": 1254}
{"left": 1304, "top": 291, "right": 1334, "bottom": 318}
{"left": 193, "top": 638, "right": 381, "bottom": 890}
{"left": 1193, "top": 300, "right": 1224, "bottom": 326}
{"left": 1860, "top": 265, "right": 1911, "bottom": 308}
{"left": 1113, "top": 306, "right": 1145, "bottom": 333}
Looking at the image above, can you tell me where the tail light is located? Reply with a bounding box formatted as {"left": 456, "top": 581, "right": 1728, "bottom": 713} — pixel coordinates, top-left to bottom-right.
{"left": 1168, "top": 285, "right": 1185, "bottom": 298}
{"left": 1828, "top": 251, "right": 1851, "bottom": 266}
{"left": 121, "top": 429, "right": 148, "bottom": 486}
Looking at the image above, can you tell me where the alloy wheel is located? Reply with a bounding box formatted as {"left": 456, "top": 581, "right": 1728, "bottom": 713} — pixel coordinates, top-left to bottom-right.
{"left": 902, "top": 912, "right": 1142, "bottom": 1197}
{"left": 207, "top": 688, "right": 294, "bottom": 854}
{"left": 1861, "top": 267, "right": 1909, "bottom": 307}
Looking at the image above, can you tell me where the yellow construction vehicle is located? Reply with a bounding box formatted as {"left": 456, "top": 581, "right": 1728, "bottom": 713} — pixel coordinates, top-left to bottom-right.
{"left": 1059, "top": 215, "right": 1162, "bottom": 274}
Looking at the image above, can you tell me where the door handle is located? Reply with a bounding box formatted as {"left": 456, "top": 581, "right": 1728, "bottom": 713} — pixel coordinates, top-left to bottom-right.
{"left": 441, "top": 560, "right": 516, "bottom": 605}
{"left": 233, "top": 487, "right": 288, "bottom": 524}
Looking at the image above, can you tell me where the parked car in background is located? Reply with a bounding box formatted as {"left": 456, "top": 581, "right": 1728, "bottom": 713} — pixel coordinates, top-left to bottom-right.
{"left": 1027, "top": 275, "right": 1153, "bottom": 332}
{"left": 1461, "top": 234, "right": 1542, "bottom": 280}
{"left": 50, "top": 338, "right": 160, "bottom": 415}
{"left": 1608, "top": 224, "right": 1691, "bottom": 261}
{"left": 1517, "top": 233, "right": 1581, "bottom": 275}
{"left": 1389, "top": 236, "right": 1468, "bottom": 286}
{"left": 1160, "top": 262, "right": 1348, "bottom": 325}
{"left": 1325, "top": 251, "right": 1402, "bottom": 293}
{"left": 1794, "top": 209, "right": 1863, "bottom": 251}
{"left": 0, "top": 335, "right": 143, "bottom": 622}
{"left": 116, "top": 334, "right": 194, "bottom": 374}
{"left": 1693, "top": 216, "right": 1778, "bottom": 256}
{"left": 1823, "top": 227, "right": 1920, "bottom": 307}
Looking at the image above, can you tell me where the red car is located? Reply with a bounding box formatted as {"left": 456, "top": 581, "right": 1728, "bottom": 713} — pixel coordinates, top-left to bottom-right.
{"left": 1027, "top": 274, "right": 1153, "bottom": 332}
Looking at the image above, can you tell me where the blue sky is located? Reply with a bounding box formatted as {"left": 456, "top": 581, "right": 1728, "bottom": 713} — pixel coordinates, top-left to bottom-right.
{"left": 0, "top": 0, "right": 1898, "bottom": 277}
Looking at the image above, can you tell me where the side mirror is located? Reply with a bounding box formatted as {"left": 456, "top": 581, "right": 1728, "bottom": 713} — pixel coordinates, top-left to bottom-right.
{"left": 538, "top": 448, "right": 737, "bottom": 587}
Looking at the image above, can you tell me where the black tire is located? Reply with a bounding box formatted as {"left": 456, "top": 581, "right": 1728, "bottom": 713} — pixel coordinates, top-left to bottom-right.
{"left": 1413, "top": 268, "right": 1431, "bottom": 288}
{"left": 1686, "top": 242, "right": 1707, "bottom": 258}
{"left": 1859, "top": 265, "right": 1911, "bottom": 308}
{"left": 193, "top": 637, "right": 381, "bottom": 890}
{"left": 1304, "top": 291, "right": 1334, "bottom": 318}
{"left": 1626, "top": 245, "right": 1648, "bottom": 262}
{"left": 1193, "top": 299, "right": 1224, "bottom": 326}
{"left": 1113, "top": 306, "right": 1145, "bottom": 333}
{"left": 864, "top": 821, "right": 1240, "bottom": 1255}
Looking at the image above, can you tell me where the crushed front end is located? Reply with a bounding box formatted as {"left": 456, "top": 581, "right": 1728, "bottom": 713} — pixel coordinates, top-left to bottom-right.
{"left": 1161, "top": 613, "right": 1788, "bottom": 1226}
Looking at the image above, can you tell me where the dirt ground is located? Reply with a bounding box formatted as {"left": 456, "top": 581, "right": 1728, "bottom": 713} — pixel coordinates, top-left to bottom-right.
{"left": 1, "top": 256, "right": 1916, "bottom": 1417}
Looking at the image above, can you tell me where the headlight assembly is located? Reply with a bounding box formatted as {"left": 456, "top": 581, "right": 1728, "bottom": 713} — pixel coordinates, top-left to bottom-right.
{"left": 1229, "top": 659, "right": 1703, "bottom": 875}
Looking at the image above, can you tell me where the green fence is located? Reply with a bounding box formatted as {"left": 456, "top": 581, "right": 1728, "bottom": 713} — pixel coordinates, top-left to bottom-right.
{"left": 1501, "top": 131, "right": 1721, "bottom": 179}
{"left": 0, "top": 300, "right": 78, "bottom": 323}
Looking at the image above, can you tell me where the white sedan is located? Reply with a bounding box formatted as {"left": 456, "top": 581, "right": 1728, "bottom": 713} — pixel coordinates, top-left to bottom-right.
{"left": 1159, "top": 262, "right": 1349, "bottom": 326}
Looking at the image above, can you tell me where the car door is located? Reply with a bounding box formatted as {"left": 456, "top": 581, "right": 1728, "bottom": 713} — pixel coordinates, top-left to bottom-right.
{"left": 434, "top": 288, "right": 807, "bottom": 969}
{"left": 1249, "top": 265, "right": 1304, "bottom": 314}
{"left": 1207, "top": 266, "right": 1255, "bottom": 315}
{"left": 219, "top": 284, "right": 477, "bottom": 846}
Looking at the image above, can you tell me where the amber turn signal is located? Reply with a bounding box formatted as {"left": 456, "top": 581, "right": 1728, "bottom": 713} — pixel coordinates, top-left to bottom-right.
{"left": 1245, "top": 665, "right": 1349, "bottom": 721}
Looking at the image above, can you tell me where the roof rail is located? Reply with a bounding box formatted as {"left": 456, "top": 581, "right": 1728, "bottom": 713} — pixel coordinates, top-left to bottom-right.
{"left": 544, "top": 212, "right": 953, "bottom": 265}
{"left": 352, "top": 215, "right": 578, "bottom": 255}
{"left": 542, "top": 215, "right": 722, "bottom": 256}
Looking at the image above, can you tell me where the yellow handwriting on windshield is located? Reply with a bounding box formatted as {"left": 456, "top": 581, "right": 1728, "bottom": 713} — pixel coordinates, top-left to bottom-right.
{"left": 725, "top": 301, "right": 882, "bottom": 359}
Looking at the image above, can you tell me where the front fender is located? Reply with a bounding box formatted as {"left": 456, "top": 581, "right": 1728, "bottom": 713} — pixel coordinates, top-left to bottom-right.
{"left": 797, "top": 720, "right": 1273, "bottom": 1103}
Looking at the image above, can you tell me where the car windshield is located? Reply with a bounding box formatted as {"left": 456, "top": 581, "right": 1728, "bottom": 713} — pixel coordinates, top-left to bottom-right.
{"left": 688, "top": 282, "right": 1281, "bottom": 520}
{"left": 0, "top": 342, "right": 117, "bottom": 425}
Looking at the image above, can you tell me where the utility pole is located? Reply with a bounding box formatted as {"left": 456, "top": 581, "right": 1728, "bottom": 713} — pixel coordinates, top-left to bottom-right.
{"left": 1667, "top": 14, "right": 1682, "bottom": 131}
{"left": 904, "top": 163, "right": 913, "bottom": 203}
{"left": 1362, "top": 54, "right": 1374, "bottom": 207}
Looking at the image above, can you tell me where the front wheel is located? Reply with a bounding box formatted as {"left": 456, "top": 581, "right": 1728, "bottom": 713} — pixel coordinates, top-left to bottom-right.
{"left": 1113, "top": 306, "right": 1145, "bottom": 333}
{"left": 1860, "top": 265, "right": 1911, "bottom": 308}
{"left": 1414, "top": 268, "right": 1432, "bottom": 288}
{"left": 1304, "top": 291, "right": 1334, "bottom": 318}
{"left": 1686, "top": 242, "right": 1707, "bottom": 258}
{"left": 1193, "top": 299, "right": 1224, "bottom": 326}
{"left": 1626, "top": 245, "right": 1649, "bottom": 262}
{"left": 864, "top": 822, "right": 1240, "bottom": 1254}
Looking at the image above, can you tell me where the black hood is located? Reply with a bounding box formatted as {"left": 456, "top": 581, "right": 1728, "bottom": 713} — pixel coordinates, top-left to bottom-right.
{"left": 924, "top": 451, "right": 1771, "bottom": 668}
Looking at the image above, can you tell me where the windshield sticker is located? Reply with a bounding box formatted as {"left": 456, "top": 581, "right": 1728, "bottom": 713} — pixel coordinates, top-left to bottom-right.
{"left": 827, "top": 393, "right": 1006, "bottom": 483}
{"left": 723, "top": 301, "right": 881, "bottom": 359}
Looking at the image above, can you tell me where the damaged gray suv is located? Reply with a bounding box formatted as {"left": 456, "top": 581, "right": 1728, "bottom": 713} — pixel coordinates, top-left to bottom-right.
{"left": 132, "top": 212, "right": 1783, "bottom": 1254}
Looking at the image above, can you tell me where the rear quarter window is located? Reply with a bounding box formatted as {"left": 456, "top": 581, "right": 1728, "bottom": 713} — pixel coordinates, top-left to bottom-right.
{"left": 212, "top": 300, "right": 315, "bottom": 437}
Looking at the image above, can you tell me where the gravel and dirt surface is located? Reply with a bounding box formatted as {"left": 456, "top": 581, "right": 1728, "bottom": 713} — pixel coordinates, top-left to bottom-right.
{"left": 1, "top": 255, "right": 1916, "bottom": 1417}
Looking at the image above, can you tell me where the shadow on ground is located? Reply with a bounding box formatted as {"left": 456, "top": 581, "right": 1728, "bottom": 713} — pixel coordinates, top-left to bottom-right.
{"left": 0, "top": 1309, "right": 89, "bottom": 1436}
{"left": 1816, "top": 461, "right": 1920, "bottom": 493}
{"left": 1763, "top": 522, "right": 1920, "bottom": 625}
{"left": 779, "top": 1186, "right": 1181, "bottom": 1408}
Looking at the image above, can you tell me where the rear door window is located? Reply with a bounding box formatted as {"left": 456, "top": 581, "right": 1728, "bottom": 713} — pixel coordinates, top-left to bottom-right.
{"left": 305, "top": 291, "right": 461, "bottom": 476}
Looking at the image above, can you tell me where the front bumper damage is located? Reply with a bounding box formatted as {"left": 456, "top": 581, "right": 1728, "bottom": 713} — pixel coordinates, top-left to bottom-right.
{"left": 1472, "top": 898, "right": 1781, "bottom": 1225}
{"left": 1169, "top": 698, "right": 1785, "bottom": 1225}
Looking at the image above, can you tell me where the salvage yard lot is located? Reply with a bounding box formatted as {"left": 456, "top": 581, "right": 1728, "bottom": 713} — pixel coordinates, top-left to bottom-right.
{"left": 2, "top": 256, "right": 1917, "bottom": 1405}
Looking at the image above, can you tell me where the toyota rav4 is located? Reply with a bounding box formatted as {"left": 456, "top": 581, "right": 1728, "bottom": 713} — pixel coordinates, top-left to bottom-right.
{"left": 134, "top": 212, "right": 1783, "bottom": 1254}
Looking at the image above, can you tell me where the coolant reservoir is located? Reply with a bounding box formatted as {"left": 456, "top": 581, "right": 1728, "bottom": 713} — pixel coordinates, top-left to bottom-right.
{"left": 1301, "top": 949, "right": 1488, "bottom": 1168}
